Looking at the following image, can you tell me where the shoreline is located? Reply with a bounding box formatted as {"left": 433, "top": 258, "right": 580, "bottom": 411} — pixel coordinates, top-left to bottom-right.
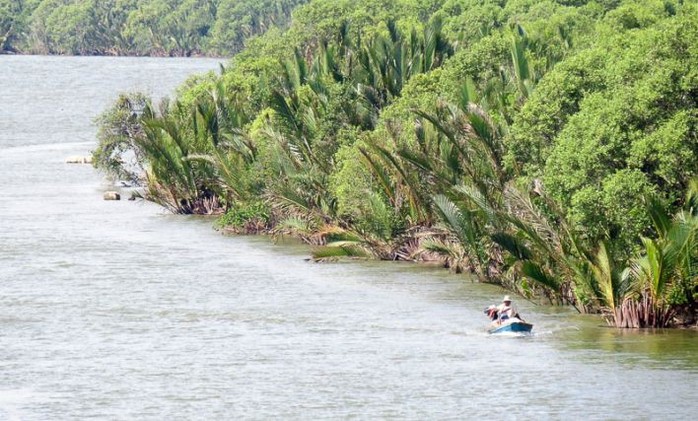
{"left": 210, "top": 214, "right": 698, "bottom": 330}
{"left": 1, "top": 50, "right": 229, "bottom": 59}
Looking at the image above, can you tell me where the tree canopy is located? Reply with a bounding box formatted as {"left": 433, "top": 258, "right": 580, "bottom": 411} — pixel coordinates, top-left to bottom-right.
{"left": 0, "top": 0, "right": 308, "bottom": 55}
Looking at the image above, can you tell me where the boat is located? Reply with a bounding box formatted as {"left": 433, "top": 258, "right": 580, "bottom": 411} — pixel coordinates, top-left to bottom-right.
{"left": 484, "top": 298, "right": 533, "bottom": 334}
{"left": 487, "top": 318, "right": 533, "bottom": 334}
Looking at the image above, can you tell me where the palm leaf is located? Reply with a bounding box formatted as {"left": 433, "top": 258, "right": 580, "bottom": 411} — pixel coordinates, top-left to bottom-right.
{"left": 686, "top": 178, "right": 698, "bottom": 216}
{"left": 491, "top": 232, "right": 533, "bottom": 261}
{"left": 588, "top": 242, "right": 629, "bottom": 310}
{"left": 521, "top": 261, "right": 560, "bottom": 291}
{"left": 632, "top": 237, "right": 672, "bottom": 302}
{"left": 432, "top": 194, "right": 468, "bottom": 243}
{"left": 647, "top": 197, "right": 671, "bottom": 238}
{"left": 421, "top": 239, "right": 458, "bottom": 257}
{"left": 453, "top": 184, "right": 500, "bottom": 224}
{"left": 358, "top": 146, "right": 397, "bottom": 206}
{"left": 313, "top": 243, "right": 371, "bottom": 259}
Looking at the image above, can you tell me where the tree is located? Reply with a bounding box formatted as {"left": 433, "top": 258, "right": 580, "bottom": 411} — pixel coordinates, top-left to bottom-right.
{"left": 511, "top": 4, "right": 698, "bottom": 256}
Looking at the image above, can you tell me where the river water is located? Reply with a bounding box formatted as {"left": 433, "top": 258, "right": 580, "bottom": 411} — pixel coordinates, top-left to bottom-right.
{"left": 0, "top": 55, "right": 696, "bottom": 420}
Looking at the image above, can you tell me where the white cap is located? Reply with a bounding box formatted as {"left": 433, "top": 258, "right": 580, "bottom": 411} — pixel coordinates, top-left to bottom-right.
{"left": 502, "top": 295, "right": 511, "bottom": 302}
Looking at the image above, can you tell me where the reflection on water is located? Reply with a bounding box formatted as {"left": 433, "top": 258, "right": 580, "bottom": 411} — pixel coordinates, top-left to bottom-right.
{"left": 561, "top": 318, "right": 698, "bottom": 370}
{"left": 0, "top": 55, "right": 696, "bottom": 419}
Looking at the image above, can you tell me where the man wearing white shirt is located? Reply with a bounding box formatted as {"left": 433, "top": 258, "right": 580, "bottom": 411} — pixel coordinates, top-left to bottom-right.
{"left": 496, "top": 295, "right": 518, "bottom": 321}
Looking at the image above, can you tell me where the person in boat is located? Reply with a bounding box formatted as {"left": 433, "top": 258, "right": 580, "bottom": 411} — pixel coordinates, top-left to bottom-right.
{"left": 496, "top": 295, "right": 519, "bottom": 322}
{"left": 484, "top": 305, "right": 499, "bottom": 321}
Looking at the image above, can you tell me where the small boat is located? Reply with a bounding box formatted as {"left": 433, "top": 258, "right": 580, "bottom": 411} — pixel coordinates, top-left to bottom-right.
{"left": 487, "top": 318, "right": 533, "bottom": 334}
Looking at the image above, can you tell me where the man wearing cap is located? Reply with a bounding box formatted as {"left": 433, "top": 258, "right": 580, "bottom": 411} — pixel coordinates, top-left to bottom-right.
{"left": 496, "top": 295, "right": 518, "bottom": 321}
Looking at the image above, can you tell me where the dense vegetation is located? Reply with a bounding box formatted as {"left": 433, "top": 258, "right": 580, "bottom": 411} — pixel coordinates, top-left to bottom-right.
{"left": 92, "top": 0, "right": 698, "bottom": 328}
{"left": 0, "top": 0, "right": 307, "bottom": 55}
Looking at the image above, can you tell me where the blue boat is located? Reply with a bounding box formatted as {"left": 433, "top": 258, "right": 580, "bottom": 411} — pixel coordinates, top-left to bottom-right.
{"left": 487, "top": 319, "right": 533, "bottom": 334}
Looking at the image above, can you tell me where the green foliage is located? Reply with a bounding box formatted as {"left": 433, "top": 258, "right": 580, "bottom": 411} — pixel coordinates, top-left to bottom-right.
{"left": 217, "top": 201, "right": 270, "bottom": 230}
{"left": 563, "top": 169, "right": 656, "bottom": 257}
{"left": 330, "top": 140, "right": 375, "bottom": 216}
{"left": 311, "top": 243, "right": 372, "bottom": 260}
{"left": 92, "top": 92, "right": 151, "bottom": 184}
{"left": 505, "top": 48, "right": 608, "bottom": 175}
{"left": 88, "top": 0, "right": 698, "bottom": 325}
{"left": 2, "top": 0, "right": 306, "bottom": 55}
{"left": 0, "top": 0, "right": 33, "bottom": 52}
{"left": 511, "top": 3, "right": 698, "bottom": 257}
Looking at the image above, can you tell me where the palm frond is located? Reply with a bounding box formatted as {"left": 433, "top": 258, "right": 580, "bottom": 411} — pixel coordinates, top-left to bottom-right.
{"left": 432, "top": 194, "right": 467, "bottom": 240}
{"left": 491, "top": 232, "right": 533, "bottom": 261}
{"left": 454, "top": 184, "right": 500, "bottom": 224}
{"left": 686, "top": 178, "right": 698, "bottom": 216}
{"left": 647, "top": 197, "right": 671, "bottom": 237}
{"left": 521, "top": 261, "right": 560, "bottom": 291}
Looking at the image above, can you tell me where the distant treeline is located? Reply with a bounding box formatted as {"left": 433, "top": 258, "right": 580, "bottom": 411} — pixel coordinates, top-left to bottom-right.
{"left": 0, "top": 0, "right": 307, "bottom": 56}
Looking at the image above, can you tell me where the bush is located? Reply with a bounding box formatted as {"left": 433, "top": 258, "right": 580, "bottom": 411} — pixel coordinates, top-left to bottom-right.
{"left": 216, "top": 201, "right": 271, "bottom": 234}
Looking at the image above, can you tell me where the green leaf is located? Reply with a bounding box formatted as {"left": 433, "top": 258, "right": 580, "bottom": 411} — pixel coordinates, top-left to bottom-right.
{"left": 521, "top": 261, "right": 560, "bottom": 291}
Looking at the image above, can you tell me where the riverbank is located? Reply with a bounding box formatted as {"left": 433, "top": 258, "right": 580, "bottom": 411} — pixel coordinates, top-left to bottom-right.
{"left": 0, "top": 49, "right": 227, "bottom": 59}
{"left": 211, "top": 211, "right": 698, "bottom": 330}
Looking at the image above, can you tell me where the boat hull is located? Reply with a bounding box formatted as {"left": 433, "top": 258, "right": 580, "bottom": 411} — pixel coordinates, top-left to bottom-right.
{"left": 487, "top": 321, "right": 533, "bottom": 334}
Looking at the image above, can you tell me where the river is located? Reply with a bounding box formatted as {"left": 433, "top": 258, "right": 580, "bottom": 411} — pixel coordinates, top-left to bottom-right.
{"left": 0, "top": 55, "right": 696, "bottom": 420}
